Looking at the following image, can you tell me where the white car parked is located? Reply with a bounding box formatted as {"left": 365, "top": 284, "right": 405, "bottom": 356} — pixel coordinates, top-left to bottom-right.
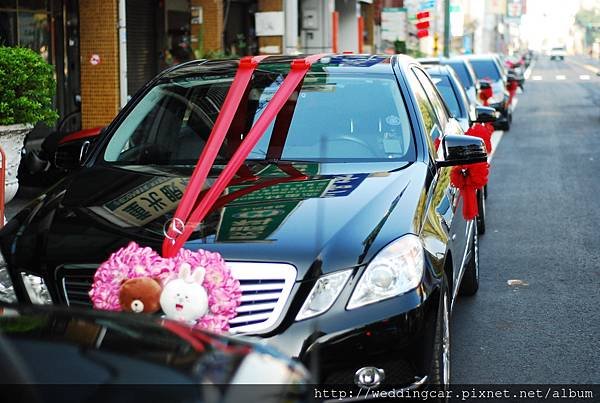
{"left": 549, "top": 46, "right": 566, "bottom": 61}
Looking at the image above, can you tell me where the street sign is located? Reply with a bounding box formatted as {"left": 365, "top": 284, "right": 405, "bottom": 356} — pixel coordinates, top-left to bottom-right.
{"left": 419, "top": 1, "right": 436, "bottom": 11}
{"left": 89, "top": 54, "right": 101, "bottom": 65}
{"left": 416, "top": 20, "right": 430, "bottom": 30}
{"left": 381, "top": 8, "right": 408, "bottom": 42}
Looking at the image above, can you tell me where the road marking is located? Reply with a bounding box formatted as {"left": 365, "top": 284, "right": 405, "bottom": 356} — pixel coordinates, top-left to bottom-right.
{"left": 489, "top": 130, "right": 503, "bottom": 162}
{"left": 556, "top": 75, "right": 566, "bottom": 80}
{"left": 567, "top": 59, "right": 600, "bottom": 75}
{"left": 523, "top": 60, "right": 535, "bottom": 79}
{"left": 532, "top": 75, "right": 543, "bottom": 80}
{"left": 580, "top": 74, "right": 591, "bottom": 80}
{"left": 583, "top": 63, "right": 600, "bottom": 74}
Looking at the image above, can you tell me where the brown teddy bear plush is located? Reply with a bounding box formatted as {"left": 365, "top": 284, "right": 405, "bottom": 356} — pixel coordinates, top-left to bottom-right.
{"left": 119, "top": 277, "right": 162, "bottom": 314}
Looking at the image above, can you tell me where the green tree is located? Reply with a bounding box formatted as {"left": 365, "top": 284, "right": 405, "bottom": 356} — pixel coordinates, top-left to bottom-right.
{"left": 575, "top": 8, "right": 600, "bottom": 44}
{"left": 0, "top": 47, "right": 58, "bottom": 126}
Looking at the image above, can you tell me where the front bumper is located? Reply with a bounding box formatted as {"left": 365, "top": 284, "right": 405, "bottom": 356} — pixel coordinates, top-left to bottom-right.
{"left": 260, "top": 286, "right": 441, "bottom": 387}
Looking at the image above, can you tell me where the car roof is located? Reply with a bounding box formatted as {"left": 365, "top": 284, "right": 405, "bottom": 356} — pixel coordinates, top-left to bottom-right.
{"left": 160, "top": 54, "right": 418, "bottom": 81}
{"left": 461, "top": 53, "right": 501, "bottom": 61}
{"left": 422, "top": 64, "right": 453, "bottom": 76}
{"left": 417, "top": 57, "right": 446, "bottom": 65}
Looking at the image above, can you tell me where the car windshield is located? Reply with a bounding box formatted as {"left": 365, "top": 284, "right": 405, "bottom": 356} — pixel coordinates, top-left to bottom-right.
{"left": 445, "top": 61, "right": 473, "bottom": 88}
{"left": 103, "top": 68, "right": 416, "bottom": 165}
{"left": 469, "top": 59, "right": 501, "bottom": 81}
{"left": 430, "top": 75, "right": 464, "bottom": 119}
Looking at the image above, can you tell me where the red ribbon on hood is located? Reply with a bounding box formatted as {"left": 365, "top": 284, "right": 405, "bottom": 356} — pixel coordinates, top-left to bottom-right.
{"left": 162, "top": 54, "right": 328, "bottom": 257}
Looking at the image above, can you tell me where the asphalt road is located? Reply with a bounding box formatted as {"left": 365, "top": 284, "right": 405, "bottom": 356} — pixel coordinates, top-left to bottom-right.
{"left": 451, "top": 56, "right": 600, "bottom": 383}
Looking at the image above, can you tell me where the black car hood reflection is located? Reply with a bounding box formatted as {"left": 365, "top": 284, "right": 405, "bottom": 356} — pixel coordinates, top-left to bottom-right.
{"left": 20, "top": 160, "right": 427, "bottom": 278}
{"left": 0, "top": 305, "right": 268, "bottom": 385}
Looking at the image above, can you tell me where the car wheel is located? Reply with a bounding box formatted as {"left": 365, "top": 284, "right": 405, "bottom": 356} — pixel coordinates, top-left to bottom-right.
{"left": 459, "top": 223, "right": 480, "bottom": 296}
{"left": 499, "top": 113, "right": 511, "bottom": 131}
{"left": 476, "top": 189, "right": 486, "bottom": 235}
{"left": 430, "top": 283, "right": 450, "bottom": 389}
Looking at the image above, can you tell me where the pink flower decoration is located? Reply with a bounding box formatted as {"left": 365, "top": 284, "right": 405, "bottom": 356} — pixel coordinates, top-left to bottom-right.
{"left": 89, "top": 242, "right": 241, "bottom": 333}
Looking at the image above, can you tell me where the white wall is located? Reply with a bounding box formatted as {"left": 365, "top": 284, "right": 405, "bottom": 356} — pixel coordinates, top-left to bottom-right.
{"left": 284, "top": 0, "right": 299, "bottom": 54}
{"left": 335, "top": 0, "right": 359, "bottom": 53}
{"left": 299, "top": 0, "right": 335, "bottom": 53}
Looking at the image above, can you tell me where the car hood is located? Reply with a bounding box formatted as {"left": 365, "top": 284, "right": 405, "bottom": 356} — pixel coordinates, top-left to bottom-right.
{"left": 0, "top": 304, "right": 308, "bottom": 386}
{"left": 12, "top": 160, "right": 428, "bottom": 279}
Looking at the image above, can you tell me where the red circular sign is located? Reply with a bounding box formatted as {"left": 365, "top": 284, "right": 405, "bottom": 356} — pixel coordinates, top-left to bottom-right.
{"left": 90, "top": 54, "right": 101, "bottom": 65}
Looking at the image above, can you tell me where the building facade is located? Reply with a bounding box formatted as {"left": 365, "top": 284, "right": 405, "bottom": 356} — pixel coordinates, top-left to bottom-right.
{"left": 1, "top": 0, "right": 380, "bottom": 129}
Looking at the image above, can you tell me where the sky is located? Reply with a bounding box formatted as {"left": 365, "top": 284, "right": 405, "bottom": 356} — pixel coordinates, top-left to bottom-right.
{"left": 520, "top": 0, "right": 588, "bottom": 51}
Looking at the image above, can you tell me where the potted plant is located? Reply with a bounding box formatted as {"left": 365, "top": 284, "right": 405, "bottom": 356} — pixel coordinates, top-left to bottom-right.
{"left": 0, "top": 47, "right": 58, "bottom": 203}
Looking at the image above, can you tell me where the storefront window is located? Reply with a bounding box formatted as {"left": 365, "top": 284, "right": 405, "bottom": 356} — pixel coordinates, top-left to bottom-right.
{"left": 0, "top": 11, "right": 17, "bottom": 45}
{"left": 0, "top": 0, "right": 50, "bottom": 60}
{"left": 17, "top": 11, "right": 49, "bottom": 60}
{"left": 0, "top": 1, "right": 17, "bottom": 8}
{"left": 18, "top": 0, "right": 46, "bottom": 10}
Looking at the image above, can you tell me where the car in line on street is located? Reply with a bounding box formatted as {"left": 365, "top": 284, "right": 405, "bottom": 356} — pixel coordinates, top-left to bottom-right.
{"left": 462, "top": 54, "right": 512, "bottom": 131}
{"left": 548, "top": 46, "right": 567, "bottom": 61}
{"left": 0, "top": 303, "right": 310, "bottom": 402}
{"left": 0, "top": 54, "right": 488, "bottom": 390}
{"left": 418, "top": 57, "right": 480, "bottom": 107}
{"left": 424, "top": 64, "right": 499, "bottom": 235}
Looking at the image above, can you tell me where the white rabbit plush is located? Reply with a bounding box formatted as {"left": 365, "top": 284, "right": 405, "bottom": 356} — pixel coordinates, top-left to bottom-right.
{"left": 160, "top": 263, "right": 209, "bottom": 323}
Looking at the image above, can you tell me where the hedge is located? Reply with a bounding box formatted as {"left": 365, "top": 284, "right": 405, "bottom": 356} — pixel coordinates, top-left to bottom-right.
{"left": 0, "top": 47, "right": 58, "bottom": 126}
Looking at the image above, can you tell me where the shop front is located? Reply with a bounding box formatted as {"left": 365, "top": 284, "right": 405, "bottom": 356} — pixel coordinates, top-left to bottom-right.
{"left": 0, "top": 0, "right": 81, "bottom": 131}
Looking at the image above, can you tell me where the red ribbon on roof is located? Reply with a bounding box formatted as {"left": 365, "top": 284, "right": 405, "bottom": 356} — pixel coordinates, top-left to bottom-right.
{"left": 162, "top": 54, "right": 328, "bottom": 257}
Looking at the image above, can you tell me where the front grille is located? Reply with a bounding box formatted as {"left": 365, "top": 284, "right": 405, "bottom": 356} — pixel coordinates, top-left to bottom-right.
{"left": 58, "top": 262, "right": 297, "bottom": 335}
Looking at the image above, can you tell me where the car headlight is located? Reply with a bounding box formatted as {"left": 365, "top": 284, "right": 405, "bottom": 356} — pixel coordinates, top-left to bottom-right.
{"left": 296, "top": 270, "right": 352, "bottom": 321}
{"left": 21, "top": 273, "right": 53, "bottom": 305}
{"left": 0, "top": 253, "right": 17, "bottom": 304}
{"left": 347, "top": 235, "right": 424, "bottom": 310}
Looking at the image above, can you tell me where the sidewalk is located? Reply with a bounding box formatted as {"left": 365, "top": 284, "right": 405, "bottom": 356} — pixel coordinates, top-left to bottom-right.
{"left": 569, "top": 54, "right": 600, "bottom": 75}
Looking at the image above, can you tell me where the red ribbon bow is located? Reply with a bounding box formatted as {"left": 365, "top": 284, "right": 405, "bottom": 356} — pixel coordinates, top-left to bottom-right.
{"left": 465, "top": 123, "right": 493, "bottom": 155}
{"left": 450, "top": 162, "right": 489, "bottom": 220}
{"left": 479, "top": 86, "right": 493, "bottom": 106}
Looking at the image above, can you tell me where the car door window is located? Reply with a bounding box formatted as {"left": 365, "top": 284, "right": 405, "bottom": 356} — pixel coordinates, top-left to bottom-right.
{"left": 407, "top": 69, "right": 442, "bottom": 145}
{"left": 412, "top": 67, "right": 450, "bottom": 126}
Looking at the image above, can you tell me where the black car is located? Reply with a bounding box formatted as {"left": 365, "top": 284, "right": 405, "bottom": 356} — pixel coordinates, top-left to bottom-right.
{"left": 424, "top": 65, "right": 475, "bottom": 133}
{"left": 462, "top": 54, "right": 512, "bottom": 131}
{"left": 0, "top": 304, "right": 310, "bottom": 402}
{"left": 418, "top": 57, "right": 480, "bottom": 107}
{"left": 0, "top": 54, "right": 487, "bottom": 390}
{"left": 425, "top": 65, "right": 498, "bottom": 235}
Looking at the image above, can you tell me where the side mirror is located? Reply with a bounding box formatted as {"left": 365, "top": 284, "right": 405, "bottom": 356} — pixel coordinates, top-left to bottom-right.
{"left": 54, "top": 140, "right": 91, "bottom": 170}
{"left": 474, "top": 106, "right": 498, "bottom": 123}
{"left": 437, "top": 134, "right": 487, "bottom": 167}
{"left": 478, "top": 81, "right": 491, "bottom": 90}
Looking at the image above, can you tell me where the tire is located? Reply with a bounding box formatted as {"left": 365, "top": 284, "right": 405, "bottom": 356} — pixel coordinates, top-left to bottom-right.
{"left": 476, "top": 189, "right": 486, "bottom": 235}
{"left": 459, "top": 222, "right": 480, "bottom": 296}
{"left": 430, "top": 282, "right": 451, "bottom": 389}
{"left": 484, "top": 183, "right": 488, "bottom": 199}
{"left": 499, "top": 111, "right": 511, "bottom": 131}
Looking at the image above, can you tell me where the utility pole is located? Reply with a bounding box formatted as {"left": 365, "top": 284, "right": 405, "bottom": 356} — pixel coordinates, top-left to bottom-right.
{"left": 443, "top": 0, "right": 450, "bottom": 57}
